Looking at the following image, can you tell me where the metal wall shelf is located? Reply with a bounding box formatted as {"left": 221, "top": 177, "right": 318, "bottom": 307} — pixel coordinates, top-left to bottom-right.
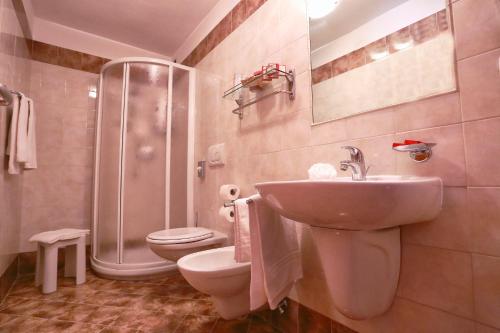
{"left": 223, "top": 68, "right": 295, "bottom": 119}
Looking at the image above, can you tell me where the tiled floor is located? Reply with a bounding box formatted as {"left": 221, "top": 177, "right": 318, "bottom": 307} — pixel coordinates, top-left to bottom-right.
{"left": 0, "top": 270, "right": 280, "bottom": 333}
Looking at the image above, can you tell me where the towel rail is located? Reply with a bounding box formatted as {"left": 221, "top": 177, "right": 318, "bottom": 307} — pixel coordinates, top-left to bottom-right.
{"left": 0, "top": 83, "right": 23, "bottom": 107}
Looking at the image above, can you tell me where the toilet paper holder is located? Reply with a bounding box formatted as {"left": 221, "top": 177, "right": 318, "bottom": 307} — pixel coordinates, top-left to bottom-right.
{"left": 223, "top": 198, "right": 253, "bottom": 207}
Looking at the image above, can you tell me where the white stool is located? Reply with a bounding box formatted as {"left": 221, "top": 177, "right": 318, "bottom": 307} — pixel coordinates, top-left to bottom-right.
{"left": 29, "top": 229, "right": 89, "bottom": 294}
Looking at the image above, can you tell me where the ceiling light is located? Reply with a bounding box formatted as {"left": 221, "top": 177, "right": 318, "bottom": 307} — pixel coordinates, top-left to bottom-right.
{"left": 308, "top": 0, "right": 341, "bottom": 20}
{"left": 89, "top": 86, "right": 97, "bottom": 99}
{"left": 370, "top": 50, "right": 389, "bottom": 61}
{"left": 393, "top": 40, "right": 413, "bottom": 51}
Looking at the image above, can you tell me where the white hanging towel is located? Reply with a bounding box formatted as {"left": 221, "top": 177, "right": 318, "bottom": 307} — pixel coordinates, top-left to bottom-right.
{"left": 6, "top": 94, "right": 21, "bottom": 174}
{"left": 234, "top": 198, "right": 252, "bottom": 262}
{"left": 15, "top": 95, "right": 29, "bottom": 162}
{"left": 247, "top": 194, "right": 303, "bottom": 311}
{"left": 24, "top": 98, "right": 37, "bottom": 169}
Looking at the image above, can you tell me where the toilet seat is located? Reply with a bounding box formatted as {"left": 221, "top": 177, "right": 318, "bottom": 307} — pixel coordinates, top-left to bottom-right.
{"left": 146, "top": 227, "right": 214, "bottom": 245}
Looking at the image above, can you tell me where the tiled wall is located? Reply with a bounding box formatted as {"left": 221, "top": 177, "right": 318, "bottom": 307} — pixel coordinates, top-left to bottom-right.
{"left": 0, "top": 2, "right": 108, "bottom": 254}
{"left": 19, "top": 60, "right": 98, "bottom": 252}
{"left": 192, "top": 0, "right": 500, "bottom": 332}
{"left": 0, "top": 0, "right": 31, "bottom": 277}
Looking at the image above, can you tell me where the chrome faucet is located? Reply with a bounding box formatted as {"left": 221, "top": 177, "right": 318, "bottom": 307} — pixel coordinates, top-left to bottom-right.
{"left": 340, "top": 146, "right": 368, "bottom": 181}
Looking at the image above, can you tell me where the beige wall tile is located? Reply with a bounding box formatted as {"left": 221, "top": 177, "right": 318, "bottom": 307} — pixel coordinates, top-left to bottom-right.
{"left": 402, "top": 187, "right": 471, "bottom": 252}
{"left": 458, "top": 48, "right": 500, "bottom": 121}
{"left": 398, "top": 244, "right": 474, "bottom": 318}
{"left": 394, "top": 92, "right": 461, "bottom": 132}
{"left": 473, "top": 254, "right": 500, "bottom": 329}
{"left": 468, "top": 188, "right": 500, "bottom": 257}
{"left": 345, "top": 108, "right": 395, "bottom": 140}
{"left": 310, "top": 119, "right": 347, "bottom": 146}
{"left": 464, "top": 117, "right": 500, "bottom": 186}
{"left": 452, "top": 0, "right": 500, "bottom": 59}
{"left": 190, "top": 0, "right": 500, "bottom": 331}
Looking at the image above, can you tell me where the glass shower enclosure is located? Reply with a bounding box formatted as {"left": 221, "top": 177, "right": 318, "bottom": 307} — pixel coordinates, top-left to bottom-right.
{"left": 91, "top": 58, "right": 195, "bottom": 278}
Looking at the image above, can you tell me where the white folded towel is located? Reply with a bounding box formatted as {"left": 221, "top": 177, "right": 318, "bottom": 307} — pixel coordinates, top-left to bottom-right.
{"left": 6, "top": 94, "right": 21, "bottom": 174}
{"left": 234, "top": 198, "right": 252, "bottom": 262}
{"left": 29, "top": 228, "right": 90, "bottom": 245}
{"left": 247, "top": 194, "right": 303, "bottom": 310}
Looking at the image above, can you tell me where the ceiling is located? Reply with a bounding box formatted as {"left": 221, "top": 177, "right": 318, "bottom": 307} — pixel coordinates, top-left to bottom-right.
{"left": 31, "top": 0, "right": 220, "bottom": 57}
{"left": 309, "top": 0, "right": 409, "bottom": 51}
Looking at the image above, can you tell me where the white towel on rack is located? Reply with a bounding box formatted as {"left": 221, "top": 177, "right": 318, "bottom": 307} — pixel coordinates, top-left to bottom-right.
{"left": 6, "top": 94, "right": 21, "bottom": 174}
{"left": 16, "top": 95, "right": 29, "bottom": 162}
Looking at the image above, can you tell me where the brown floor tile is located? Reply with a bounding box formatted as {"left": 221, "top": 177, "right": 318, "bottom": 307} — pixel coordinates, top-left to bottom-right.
{"left": 58, "top": 285, "right": 97, "bottom": 304}
{"left": 298, "top": 304, "right": 331, "bottom": 333}
{"left": 248, "top": 315, "right": 281, "bottom": 333}
{"left": 0, "top": 313, "right": 16, "bottom": 326}
{"left": 34, "top": 319, "right": 79, "bottom": 332}
{"left": 86, "top": 305, "right": 123, "bottom": 325}
{"left": 191, "top": 299, "right": 219, "bottom": 317}
{"left": 59, "top": 321, "right": 106, "bottom": 333}
{"left": 112, "top": 308, "right": 182, "bottom": 331}
{"left": 29, "top": 300, "right": 69, "bottom": 319}
{"left": 152, "top": 296, "right": 195, "bottom": 316}
{"left": 0, "top": 298, "right": 44, "bottom": 316}
{"left": 53, "top": 303, "right": 98, "bottom": 322}
{"left": 100, "top": 326, "right": 140, "bottom": 333}
{"left": 175, "top": 315, "right": 218, "bottom": 333}
{"left": 156, "top": 284, "right": 208, "bottom": 300}
{"left": 212, "top": 316, "right": 251, "bottom": 333}
{"left": 0, "top": 315, "right": 46, "bottom": 332}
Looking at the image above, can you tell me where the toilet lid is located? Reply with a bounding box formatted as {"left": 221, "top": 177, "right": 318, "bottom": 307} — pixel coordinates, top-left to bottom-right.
{"left": 147, "top": 227, "right": 214, "bottom": 244}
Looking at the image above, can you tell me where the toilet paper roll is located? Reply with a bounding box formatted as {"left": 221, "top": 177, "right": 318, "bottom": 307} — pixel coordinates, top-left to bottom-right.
{"left": 219, "top": 206, "right": 235, "bottom": 223}
{"left": 219, "top": 184, "right": 240, "bottom": 201}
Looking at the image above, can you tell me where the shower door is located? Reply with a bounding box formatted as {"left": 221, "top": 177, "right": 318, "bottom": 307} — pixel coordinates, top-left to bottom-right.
{"left": 92, "top": 58, "right": 194, "bottom": 275}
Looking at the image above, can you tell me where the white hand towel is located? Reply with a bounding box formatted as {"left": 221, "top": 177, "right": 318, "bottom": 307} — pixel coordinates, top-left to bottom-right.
{"left": 248, "top": 194, "right": 303, "bottom": 310}
{"left": 234, "top": 198, "right": 252, "bottom": 262}
{"left": 15, "top": 95, "right": 29, "bottom": 163}
{"left": 6, "top": 94, "right": 21, "bottom": 174}
{"left": 24, "top": 98, "right": 37, "bottom": 169}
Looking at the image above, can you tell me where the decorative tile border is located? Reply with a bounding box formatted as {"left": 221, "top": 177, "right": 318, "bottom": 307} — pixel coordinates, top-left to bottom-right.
{"left": 311, "top": 9, "right": 451, "bottom": 85}
{"left": 0, "top": 32, "right": 109, "bottom": 74}
{"left": 31, "top": 40, "right": 110, "bottom": 74}
{"left": 181, "top": 0, "right": 268, "bottom": 67}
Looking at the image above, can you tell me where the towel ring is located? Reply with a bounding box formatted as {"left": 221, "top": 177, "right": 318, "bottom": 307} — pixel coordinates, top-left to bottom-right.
{"left": 0, "top": 83, "right": 23, "bottom": 107}
{"left": 0, "top": 84, "right": 13, "bottom": 107}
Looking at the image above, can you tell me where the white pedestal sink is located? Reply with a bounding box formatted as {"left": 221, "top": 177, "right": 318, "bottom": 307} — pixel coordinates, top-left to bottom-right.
{"left": 255, "top": 175, "right": 443, "bottom": 319}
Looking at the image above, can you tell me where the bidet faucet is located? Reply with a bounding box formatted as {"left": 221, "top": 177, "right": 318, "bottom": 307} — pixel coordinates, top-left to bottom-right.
{"left": 340, "top": 146, "right": 368, "bottom": 181}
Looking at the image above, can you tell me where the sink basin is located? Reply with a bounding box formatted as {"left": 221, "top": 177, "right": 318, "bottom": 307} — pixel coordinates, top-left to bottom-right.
{"left": 255, "top": 175, "right": 443, "bottom": 230}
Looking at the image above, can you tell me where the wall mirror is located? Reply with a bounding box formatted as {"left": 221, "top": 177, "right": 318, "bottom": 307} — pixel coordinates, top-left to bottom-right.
{"left": 308, "top": 0, "right": 457, "bottom": 124}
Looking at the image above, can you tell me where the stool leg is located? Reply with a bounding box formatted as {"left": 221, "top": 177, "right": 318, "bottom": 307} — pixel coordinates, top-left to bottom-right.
{"left": 75, "top": 237, "right": 86, "bottom": 285}
{"left": 64, "top": 245, "right": 76, "bottom": 278}
{"left": 35, "top": 244, "right": 43, "bottom": 287}
{"left": 42, "top": 244, "right": 58, "bottom": 294}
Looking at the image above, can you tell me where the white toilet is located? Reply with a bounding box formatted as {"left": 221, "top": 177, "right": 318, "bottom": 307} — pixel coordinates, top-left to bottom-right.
{"left": 146, "top": 227, "right": 227, "bottom": 261}
{"left": 177, "top": 246, "right": 251, "bottom": 320}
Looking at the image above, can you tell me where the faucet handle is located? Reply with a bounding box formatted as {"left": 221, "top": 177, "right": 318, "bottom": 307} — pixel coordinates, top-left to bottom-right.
{"left": 341, "top": 146, "right": 362, "bottom": 158}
